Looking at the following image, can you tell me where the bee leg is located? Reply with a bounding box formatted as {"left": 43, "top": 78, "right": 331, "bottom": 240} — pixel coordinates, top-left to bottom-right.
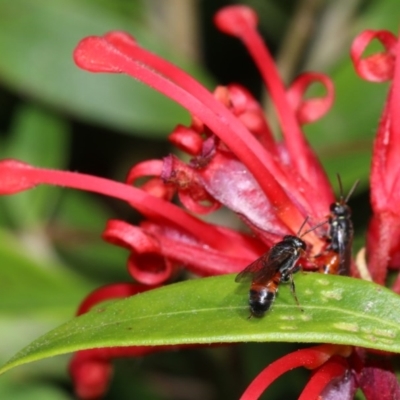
{"left": 289, "top": 274, "right": 303, "bottom": 312}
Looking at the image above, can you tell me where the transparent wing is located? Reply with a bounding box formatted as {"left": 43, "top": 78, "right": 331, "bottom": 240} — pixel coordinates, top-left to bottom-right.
{"left": 337, "top": 225, "right": 352, "bottom": 274}
{"left": 235, "top": 248, "right": 292, "bottom": 284}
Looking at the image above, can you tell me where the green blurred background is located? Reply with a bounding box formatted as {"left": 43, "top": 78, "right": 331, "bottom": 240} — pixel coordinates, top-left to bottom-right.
{"left": 0, "top": 0, "right": 398, "bottom": 398}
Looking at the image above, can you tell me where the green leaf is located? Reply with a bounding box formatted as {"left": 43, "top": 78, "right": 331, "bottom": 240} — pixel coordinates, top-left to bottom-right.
{"left": 53, "top": 191, "right": 128, "bottom": 282}
{"left": 1, "top": 273, "right": 400, "bottom": 375}
{"left": 0, "top": 379, "right": 71, "bottom": 400}
{"left": 0, "top": 104, "right": 68, "bottom": 228}
{"left": 0, "top": 228, "right": 93, "bottom": 315}
{"left": 0, "top": 0, "right": 214, "bottom": 135}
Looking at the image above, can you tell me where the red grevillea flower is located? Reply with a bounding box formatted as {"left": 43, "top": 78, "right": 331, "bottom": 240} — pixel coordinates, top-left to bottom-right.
{"left": 1, "top": 4, "right": 397, "bottom": 400}
{"left": 0, "top": 5, "right": 338, "bottom": 283}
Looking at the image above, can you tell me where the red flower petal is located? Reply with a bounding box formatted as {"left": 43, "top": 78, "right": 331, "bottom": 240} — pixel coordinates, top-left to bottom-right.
{"left": 299, "top": 356, "right": 349, "bottom": 400}
{"left": 367, "top": 212, "right": 400, "bottom": 284}
{"left": 287, "top": 73, "right": 335, "bottom": 125}
{"left": 351, "top": 30, "right": 397, "bottom": 82}
{"left": 240, "top": 345, "right": 351, "bottom": 400}
{"left": 103, "top": 219, "right": 259, "bottom": 279}
{"left": 168, "top": 125, "right": 204, "bottom": 155}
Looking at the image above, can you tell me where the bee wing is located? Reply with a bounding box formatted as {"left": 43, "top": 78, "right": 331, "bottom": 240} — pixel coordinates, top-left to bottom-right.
{"left": 337, "top": 226, "right": 352, "bottom": 274}
{"left": 235, "top": 252, "right": 286, "bottom": 283}
{"left": 337, "top": 227, "right": 346, "bottom": 256}
{"left": 235, "top": 256, "right": 265, "bottom": 283}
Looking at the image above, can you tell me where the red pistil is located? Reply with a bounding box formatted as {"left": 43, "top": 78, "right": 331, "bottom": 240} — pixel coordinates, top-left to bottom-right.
{"left": 103, "top": 219, "right": 257, "bottom": 277}
{"left": 299, "top": 356, "right": 349, "bottom": 400}
{"left": 239, "top": 344, "right": 351, "bottom": 399}
{"left": 287, "top": 72, "right": 335, "bottom": 125}
{"left": 73, "top": 31, "right": 308, "bottom": 233}
{"left": 352, "top": 30, "right": 400, "bottom": 282}
{"left": 214, "top": 6, "right": 333, "bottom": 204}
{"left": 350, "top": 30, "right": 397, "bottom": 82}
{"left": 168, "top": 124, "right": 204, "bottom": 155}
{"left": 0, "top": 159, "right": 232, "bottom": 251}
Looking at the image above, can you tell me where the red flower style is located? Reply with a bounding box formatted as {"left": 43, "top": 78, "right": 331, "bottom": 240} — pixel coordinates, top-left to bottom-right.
{"left": 351, "top": 30, "right": 400, "bottom": 287}
{"left": 0, "top": 4, "right": 399, "bottom": 400}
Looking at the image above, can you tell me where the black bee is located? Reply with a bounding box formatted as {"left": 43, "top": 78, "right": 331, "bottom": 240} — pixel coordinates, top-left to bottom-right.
{"left": 236, "top": 218, "right": 323, "bottom": 317}
{"left": 315, "top": 175, "right": 359, "bottom": 276}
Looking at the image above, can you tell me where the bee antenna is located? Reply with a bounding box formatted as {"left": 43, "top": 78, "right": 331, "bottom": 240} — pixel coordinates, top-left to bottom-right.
{"left": 345, "top": 179, "right": 360, "bottom": 203}
{"left": 300, "top": 219, "right": 328, "bottom": 238}
{"left": 336, "top": 173, "right": 344, "bottom": 201}
{"left": 296, "top": 216, "right": 309, "bottom": 236}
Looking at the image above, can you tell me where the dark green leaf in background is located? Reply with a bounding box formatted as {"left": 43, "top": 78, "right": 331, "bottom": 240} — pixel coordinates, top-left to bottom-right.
{"left": 0, "top": 0, "right": 214, "bottom": 136}
{"left": 0, "top": 104, "right": 68, "bottom": 228}
{"left": 0, "top": 229, "right": 93, "bottom": 316}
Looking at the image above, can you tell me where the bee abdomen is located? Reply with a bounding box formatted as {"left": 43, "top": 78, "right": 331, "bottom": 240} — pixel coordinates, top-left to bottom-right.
{"left": 249, "top": 287, "right": 276, "bottom": 317}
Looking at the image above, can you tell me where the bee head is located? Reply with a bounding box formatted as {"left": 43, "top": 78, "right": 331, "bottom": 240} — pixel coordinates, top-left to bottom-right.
{"left": 282, "top": 235, "right": 307, "bottom": 251}
{"left": 330, "top": 202, "right": 350, "bottom": 218}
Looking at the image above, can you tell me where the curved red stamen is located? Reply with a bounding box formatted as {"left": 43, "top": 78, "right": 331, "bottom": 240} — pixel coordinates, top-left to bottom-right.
{"left": 370, "top": 101, "right": 391, "bottom": 211}
{"left": 224, "top": 84, "right": 277, "bottom": 152}
{"left": 239, "top": 344, "right": 348, "bottom": 400}
{"left": 370, "top": 80, "right": 400, "bottom": 212}
{"left": 152, "top": 233, "right": 254, "bottom": 275}
{"left": 367, "top": 212, "right": 398, "bottom": 284}
{"left": 126, "top": 159, "right": 163, "bottom": 186}
{"left": 168, "top": 125, "right": 204, "bottom": 155}
{"left": 103, "top": 219, "right": 175, "bottom": 284}
{"left": 287, "top": 72, "right": 335, "bottom": 125}
{"left": 214, "top": 6, "right": 333, "bottom": 204}
{"left": 177, "top": 190, "right": 221, "bottom": 214}
{"left": 102, "top": 219, "right": 161, "bottom": 252}
{"left": 298, "top": 356, "right": 348, "bottom": 400}
{"left": 127, "top": 252, "right": 175, "bottom": 285}
{"left": 351, "top": 30, "right": 397, "bottom": 82}
{"left": 73, "top": 33, "right": 307, "bottom": 231}
{"left": 125, "top": 160, "right": 175, "bottom": 200}
{"left": 139, "top": 177, "right": 175, "bottom": 200}
{"left": 0, "top": 159, "right": 37, "bottom": 193}
{"left": 103, "top": 219, "right": 256, "bottom": 276}
{"left": 214, "top": 5, "right": 258, "bottom": 36}
{"left": 98, "top": 32, "right": 284, "bottom": 183}
{"left": 386, "top": 36, "right": 400, "bottom": 187}
{"left": 0, "top": 160, "right": 232, "bottom": 250}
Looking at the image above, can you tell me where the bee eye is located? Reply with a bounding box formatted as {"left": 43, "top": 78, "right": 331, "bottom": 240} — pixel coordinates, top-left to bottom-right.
{"left": 330, "top": 203, "right": 339, "bottom": 213}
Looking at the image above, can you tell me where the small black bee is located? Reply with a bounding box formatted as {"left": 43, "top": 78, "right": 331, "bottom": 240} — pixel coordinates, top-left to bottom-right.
{"left": 316, "top": 175, "right": 359, "bottom": 275}
{"left": 236, "top": 218, "right": 323, "bottom": 317}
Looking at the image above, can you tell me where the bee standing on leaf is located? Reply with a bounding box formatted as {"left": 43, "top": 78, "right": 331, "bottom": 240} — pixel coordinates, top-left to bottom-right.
{"left": 236, "top": 218, "right": 325, "bottom": 318}
{"left": 314, "top": 175, "right": 359, "bottom": 276}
